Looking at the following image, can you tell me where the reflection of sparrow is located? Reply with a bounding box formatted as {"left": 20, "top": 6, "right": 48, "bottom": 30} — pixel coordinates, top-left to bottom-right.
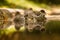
{"left": 14, "top": 17, "right": 24, "bottom": 30}
{"left": 13, "top": 12, "right": 24, "bottom": 30}
{"left": 0, "top": 9, "right": 13, "bottom": 29}
{"left": 4, "top": 21, "right": 12, "bottom": 28}
{"left": 34, "top": 25, "right": 41, "bottom": 30}
{"left": 14, "top": 17, "right": 24, "bottom": 25}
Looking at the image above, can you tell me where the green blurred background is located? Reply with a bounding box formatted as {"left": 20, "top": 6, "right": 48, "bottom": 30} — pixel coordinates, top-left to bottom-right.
{"left": 0, "top": 0, "right": 60, "bottom": 9}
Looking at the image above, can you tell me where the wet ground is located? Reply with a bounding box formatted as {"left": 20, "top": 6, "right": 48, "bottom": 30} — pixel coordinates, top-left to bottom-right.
{"left": 0, "top": 32, "right": 60, "bottom": 40}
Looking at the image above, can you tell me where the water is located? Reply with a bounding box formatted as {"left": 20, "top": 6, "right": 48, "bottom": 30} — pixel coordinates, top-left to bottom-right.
{"left": 0, "top": 32, "right": 60, "bottom": 40}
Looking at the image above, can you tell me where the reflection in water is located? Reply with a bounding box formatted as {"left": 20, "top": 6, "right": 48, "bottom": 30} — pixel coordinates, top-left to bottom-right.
{"left": 1, "top": 32, "right": 60, "bottom": 40}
